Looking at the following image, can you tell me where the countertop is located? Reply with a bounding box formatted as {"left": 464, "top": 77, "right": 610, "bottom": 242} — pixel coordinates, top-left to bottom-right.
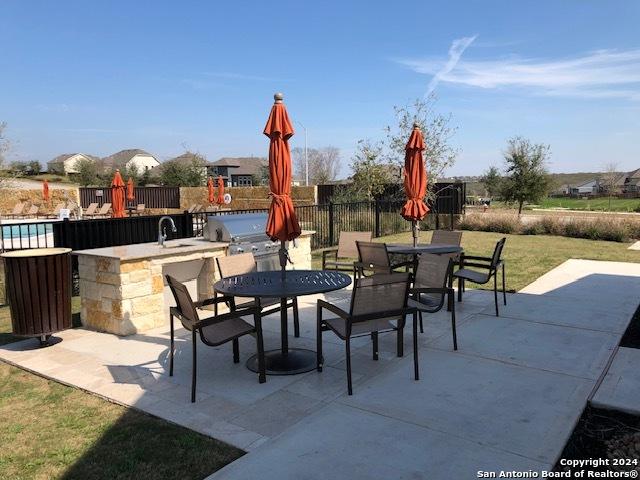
{"left": 72, "top": 230, "right": 315, "bottom": 262}
{"left": 73, "top": 238, "right": 228, "bottom": 261}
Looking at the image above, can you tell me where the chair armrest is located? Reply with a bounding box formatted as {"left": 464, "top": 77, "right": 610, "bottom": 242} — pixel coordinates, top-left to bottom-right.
{"left": 194, "top": 296, "right": 230, "bottom": 308}
{"left": 462, "top": 255, "right": 492, "bottom": 262}
{"left": 196, "top": 306, "right": 261, "bottom": 329}
{"left": 317, "top": 299, "right": 350, "bottom": 319}
{"left": 390, "top": 260, "right": 413, "bottom": 270}
{"left": 350, "top": 306, "right": 417, "bottom": 323}
{"left": 410, "top": 287, "right": 452, "bottom": 295}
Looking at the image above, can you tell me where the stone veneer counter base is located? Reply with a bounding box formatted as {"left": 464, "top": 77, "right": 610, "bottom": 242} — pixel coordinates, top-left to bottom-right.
{"left": 74, "top": 233, "right": 314, "bottom": 336}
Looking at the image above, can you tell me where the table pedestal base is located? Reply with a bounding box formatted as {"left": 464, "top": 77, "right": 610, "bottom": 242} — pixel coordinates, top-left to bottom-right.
{"left": 246, "top": 348, "right": 317, "bottom": 376}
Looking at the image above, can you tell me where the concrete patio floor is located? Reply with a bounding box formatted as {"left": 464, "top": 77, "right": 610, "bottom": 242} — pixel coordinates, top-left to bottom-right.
{"left": 1, "top": 259, "right": 639, "bottom": 479}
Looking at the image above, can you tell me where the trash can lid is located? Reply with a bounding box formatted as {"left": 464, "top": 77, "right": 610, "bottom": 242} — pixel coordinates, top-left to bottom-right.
{"left": 1, "top": 248, "right": 72, "bottom": 258}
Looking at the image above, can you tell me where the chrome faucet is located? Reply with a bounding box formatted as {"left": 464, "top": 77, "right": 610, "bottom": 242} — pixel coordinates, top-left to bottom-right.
{"left": 158, "top": 216, "right": 177, "bottom": 247}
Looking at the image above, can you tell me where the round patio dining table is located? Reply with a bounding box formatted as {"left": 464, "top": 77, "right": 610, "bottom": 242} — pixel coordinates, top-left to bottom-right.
{"left": 386, "top": 244, "right": 463, "bottom": 256}
{"left": 214, "top": 270, "right": 352, "bottom": 376}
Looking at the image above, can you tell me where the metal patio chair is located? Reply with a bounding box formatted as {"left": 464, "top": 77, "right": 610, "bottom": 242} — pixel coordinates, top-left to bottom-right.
{"left": 166, "top": 275, "right": 266, "bottom": 403}
{"left": 322, "top": 231, "right": 373, "bottom": 272}
{"left": 354, "top": 241, "right": 413, "bottom": 278}
{"left": 430, "top": 230, "right": 463, "bottom": 246}
{"left": 409, "top": 253, "right": 458, "bottom": 349}
{"left": 216, "top": 252, "right": 300, "bottom": 337}
{"left": 453, "top": 237, "right": 507, "bottom": 316}
{"left": 317, "top": 272, "right": 419, "bottom": 395}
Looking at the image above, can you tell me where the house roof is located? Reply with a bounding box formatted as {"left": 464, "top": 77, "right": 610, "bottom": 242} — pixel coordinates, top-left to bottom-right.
{"left": 47, "top": 153, "right": 99, "bottom": 166}
{"left": 574, "top": 179, "right": 599, "bottom": 188}
{"left": 209, "top": 157, "right": 267, "bottom": 176}
{"left": 626, "top": 168, "right": 640, "bottom": 180}
{"left": 102, "top": 149, "right": 156, "bottom": 168}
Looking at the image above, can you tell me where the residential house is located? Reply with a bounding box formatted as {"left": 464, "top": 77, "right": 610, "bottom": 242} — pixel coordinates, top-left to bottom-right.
{"left": 207, "top": 157, "right": 267, "bottom": 186}
{"left": 102, "top": 149, "right": 160, "bottom": 172}
{"left": 47, "top": 153, "right": 99, "bottom": 174}
{"left": 620, "top": 168, "right": 640, "bottom": 194}
{"left": 570, "top": 179, "right": 600, "bottom": 196}
{"left": 165, "top": 152, "right": 208, "bottom": 177}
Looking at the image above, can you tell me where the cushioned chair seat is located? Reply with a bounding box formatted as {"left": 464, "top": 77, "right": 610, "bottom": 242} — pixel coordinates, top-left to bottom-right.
{"left": 200, "top": 317, "right": 255, "bottom": 346}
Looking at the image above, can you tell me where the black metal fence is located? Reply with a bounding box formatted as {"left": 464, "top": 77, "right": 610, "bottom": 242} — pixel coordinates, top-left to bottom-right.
{"left": 2, "top": 192, "right": 464, "bottom": 253}
{"left": 79, "top": 186, "right": 180, "bottom": 209}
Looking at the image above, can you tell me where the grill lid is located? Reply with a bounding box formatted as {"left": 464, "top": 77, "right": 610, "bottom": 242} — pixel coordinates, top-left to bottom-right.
{"left": 206, "top": 213, "right": 269, "bottom": 243}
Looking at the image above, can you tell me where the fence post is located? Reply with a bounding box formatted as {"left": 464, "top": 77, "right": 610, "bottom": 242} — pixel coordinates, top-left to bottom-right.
{"left": 328, "top": 202, "right": 335, "bottom": 245}
{"left": 374, "top": 200, "right": 381, "bottom": 238}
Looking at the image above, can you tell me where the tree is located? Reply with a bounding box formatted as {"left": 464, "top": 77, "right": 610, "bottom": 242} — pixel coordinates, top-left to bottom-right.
{"left": 336, "top": 140, "right": 394, "bottom": 201}
{"left": 292, "top": 146, "right": 341, "bottom": 185}
{"left": 158, "top": 154, "right": 207, "bottom": 186}
{"left": 500, "top": 136, "right": 551, "bottom": 215}
{"left": 600, "top": 162, "right": 620, "bottom": 211}
{"left": 252, "top": 163, "right": 269, "bottom": 186}
{"left": 75, "top": 158, "right": 100, "bottom": 186}
{"left": 481, "top": 166, "right": 502, "bottom": 199}
{"left": 383, "top": 95, "right": 458, "bottom": 201}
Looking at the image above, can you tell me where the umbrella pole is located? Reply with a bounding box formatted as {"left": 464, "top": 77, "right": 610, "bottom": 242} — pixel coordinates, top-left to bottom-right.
{"left": 412, "top": 220, "right": 419, "bottom": 247}
{"left": 279, "top": 240, "right": 287, "bottom": 280}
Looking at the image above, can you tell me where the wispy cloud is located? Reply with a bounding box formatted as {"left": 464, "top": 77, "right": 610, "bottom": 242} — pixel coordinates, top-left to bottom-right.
{"left": 398, "top": 47, "right": 640, "bottom": 101}
{"left": 426, "top": 36, "right": 477, "bottom": 96}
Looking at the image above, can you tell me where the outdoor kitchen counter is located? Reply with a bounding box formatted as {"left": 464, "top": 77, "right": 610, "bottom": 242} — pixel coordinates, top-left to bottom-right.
{"left": 74, "top": 231, "right": 315, "bottom": 336}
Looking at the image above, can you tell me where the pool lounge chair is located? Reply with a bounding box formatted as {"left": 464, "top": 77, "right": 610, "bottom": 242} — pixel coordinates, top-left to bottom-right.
{"left": 82, "top": 203, "right": 99, "bottom": 217}
{"left": 130, "top": 204, "right": 146, "bottom": 216}
{"left": 24, "top": 205, "right": 39, "bottom": 218}
{"left": 46, "top": 203, "right": 66, "bottom": 219}
{"left": 4, "top": 202, "right": 25, "bottom": 219}
{"left": 92, "top": 203, "right": 111, "bottom": 218}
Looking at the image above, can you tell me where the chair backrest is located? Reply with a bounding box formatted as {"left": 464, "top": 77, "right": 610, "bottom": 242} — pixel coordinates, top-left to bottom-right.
{"left": 414, "top": 253, "right": 455, "bottom": 290}
{"left": 187, "top": 204, "right": 197, "bottom": 213}
{"left": 98, "top": 203, "right": 111, "bottom": 214}
{"left": 356, "top": 241, "right": 390, "bottom": 269}
{"left": 84, "top": 203, "right": 97, "bottom": 215}
{"left": 350, "top": 272, "right": 411, "bottom": 318}
{"left": 337, "top": 231, "right": 373, "bottom": 258}
{"left": 490, "top": 237, "right": 506, "bottom": 269}
{"left": 11, "top": 203, "right": 24, "bottom": 215}
{"left": 166, "top": 275, "right": 199, "bottom": 328}
{"left": 217, "top": 252, "right": 257, "bottom": 278}
{"left": 26, "top": 205, "right": 38, "bottom": 215}
{"left": 431, "top": 230, "right": 462, "bottom": 246}
{"left": 137, "top": 204, "right": 145, "bottom": 211}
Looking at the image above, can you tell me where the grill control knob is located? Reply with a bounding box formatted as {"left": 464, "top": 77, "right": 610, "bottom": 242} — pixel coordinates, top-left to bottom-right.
{"left": 236, "top": 247, "right": 244, "bottom": 253}
{"left": 251, "top": 246, "right": 258, "bottom": 252}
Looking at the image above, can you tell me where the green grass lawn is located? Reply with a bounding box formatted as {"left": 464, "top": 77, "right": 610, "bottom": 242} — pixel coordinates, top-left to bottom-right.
{"left": 0, "top": 302, "right": 243, "bottom": 479}
{"left": 488, "top": 197, "right": 640, "bottom": 213}
{"left": 313, "top": 229, "right": 640, "bottom": 291}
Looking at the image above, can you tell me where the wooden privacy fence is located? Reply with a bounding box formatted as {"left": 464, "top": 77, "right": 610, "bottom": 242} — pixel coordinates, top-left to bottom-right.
{"left": 79, "top": 186, "right": 180, "bottom": 209}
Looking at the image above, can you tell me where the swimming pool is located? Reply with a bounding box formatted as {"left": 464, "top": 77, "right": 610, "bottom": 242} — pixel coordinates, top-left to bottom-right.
{"left": 1, "top": 223, "right": 54, "bottom": 239}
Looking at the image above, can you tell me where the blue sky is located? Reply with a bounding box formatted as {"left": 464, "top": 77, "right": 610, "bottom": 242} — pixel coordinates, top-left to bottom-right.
{"left": 1, "top": 0, "right": 639, "bottom": 177}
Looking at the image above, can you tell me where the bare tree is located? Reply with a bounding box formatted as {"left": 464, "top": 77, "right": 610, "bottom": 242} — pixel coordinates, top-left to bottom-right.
{"left": 0, "top": 122, "right": 12, "bottom": 187}
{"left": 292, "top": 146, "right": 340, "bottom": 185}
{"left": 600, "top": 162, "right": 620, "bottom": 211}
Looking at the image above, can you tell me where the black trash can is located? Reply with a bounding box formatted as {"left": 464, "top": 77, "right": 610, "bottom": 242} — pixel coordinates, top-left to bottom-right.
{"left": 1, "top": 248, "right": 72, "bottom": 345}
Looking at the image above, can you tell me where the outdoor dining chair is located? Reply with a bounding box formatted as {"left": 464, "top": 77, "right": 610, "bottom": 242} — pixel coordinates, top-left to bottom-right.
{"left": 453, "top": 237, "right": 507, "bottom": 316}
{"left": 409, "top": 253, "right": 458, "bottom": 349}
{"left": 166, "top": 275, "right": 266, "bottom": 403}
{"left": 216, "top": 252, "right": 300, "bottom": 337}
{"left": 354, "top": 241, "right": 413, "bottom": 278}
{"left": 430, "top": 230, "right": 463, "bottom": 246}
{"left": 317, "top": 272, "right": 419, "bottom": 395}
{"left": 322, "top": 231, "right": 373, "bottom": 272}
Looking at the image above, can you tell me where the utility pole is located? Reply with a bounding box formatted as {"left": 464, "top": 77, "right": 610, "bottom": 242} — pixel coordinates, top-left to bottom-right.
{"left": 297, "top": 121, "right": 308, "bottom": 186}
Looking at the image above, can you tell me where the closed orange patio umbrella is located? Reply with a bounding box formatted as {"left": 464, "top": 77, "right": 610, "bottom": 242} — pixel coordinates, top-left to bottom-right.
{"left": 42, "top": 179, "right": 50, "bottom": 202}
{"left": 216, "top": 175, "right": 224, "bottom": 205}
{"left": 207, "top": 176, "right": 215, "bottom": 204}
{"left": 127, "top": 177, "right": 135, "bottom": 203}
{"left": 264, "top": 93, "right": 301, "bottom": 273}
{"left": 111, "top": 169, "right": 126, "bottom": 218}
{"left": 400, "top": 123, "right": 429, "bottom": 246}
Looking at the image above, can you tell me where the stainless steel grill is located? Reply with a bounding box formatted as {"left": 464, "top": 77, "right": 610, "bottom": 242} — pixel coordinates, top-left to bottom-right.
{"left": 205, "top": 213, "right": 281, "bottom": 270}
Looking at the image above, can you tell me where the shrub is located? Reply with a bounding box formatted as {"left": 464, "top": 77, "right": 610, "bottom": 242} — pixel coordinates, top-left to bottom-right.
{"left": 458, "top": 214, "right": 521, "bottom": 234}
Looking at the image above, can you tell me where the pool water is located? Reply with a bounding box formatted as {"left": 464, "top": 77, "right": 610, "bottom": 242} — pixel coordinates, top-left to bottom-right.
{"left": 1, "top": 223, "right": 53, "bottom": 239}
